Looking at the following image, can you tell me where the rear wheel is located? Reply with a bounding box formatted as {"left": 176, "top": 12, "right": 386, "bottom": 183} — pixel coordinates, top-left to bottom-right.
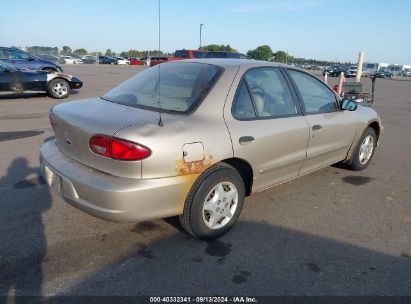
{"left": 48, "top": 78, "right": 70, "bottom": 99}
{"left": 179, "top": 165, "right": 245, "bottom": 239}
{"left": 346, "top": 127, "right": 377, "bottom": 171}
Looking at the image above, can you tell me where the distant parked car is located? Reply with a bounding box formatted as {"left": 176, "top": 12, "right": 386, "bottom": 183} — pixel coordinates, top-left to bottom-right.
{"left": 322, "top": 66, "right": 333, "bottom": 75}
{"left": 115, "top": 57, "right": 130, "bottom": 65}
{"left": 0, "top": 47, "right": 63, "bottom": 72}
{"left": 325, "top": 65, "right": 348, "bottom": 77}
{"left": 81, "top": 55, "right": 97, "bottom": 64}
{"left": 128, "top": 57, "right": 145, "bottom": 65}
{"left": 59, "top": 56, "right": 83, "bottom": 64}
{"left": 98, "top": 56, "right": 118, "bottom": 64}
{"left": 150, "top": 50, "right": 208, "bottom": 67}
{"left": 374, "top": 68, "right": 393, "bottom": 79}
{"left": 205, "top": 52, "right": 247, "bottom": 59}
{"left": 140, "top": 57, "right": 151, "bottom": 66}
{"left": 0, "top": 60, "right": 82, "bottom": 99}
{"left": 402, "top": 69, "right": 411, "bottom": 77}
{"left": 346, "top": 66, "right": 357, "bottom": 78}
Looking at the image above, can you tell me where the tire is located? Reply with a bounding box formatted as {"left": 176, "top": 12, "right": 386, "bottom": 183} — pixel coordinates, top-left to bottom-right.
{"left": 47, "top": 78, "right": 70, "bottom": 99}
{"left": 345, "top": 127, "right": 377, "bottom": 171}
{"left": 179, "top": 165, "right": 245, "bottom": 239}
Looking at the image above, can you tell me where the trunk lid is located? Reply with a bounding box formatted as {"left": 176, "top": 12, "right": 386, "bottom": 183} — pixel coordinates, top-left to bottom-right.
{"left": 51, "top": 97, "right": 162, "bottom": 178}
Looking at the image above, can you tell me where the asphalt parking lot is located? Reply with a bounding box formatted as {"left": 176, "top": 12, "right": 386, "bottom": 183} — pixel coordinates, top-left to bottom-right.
{"left": 0, "top": 65, "right": 410, "bottom": 297}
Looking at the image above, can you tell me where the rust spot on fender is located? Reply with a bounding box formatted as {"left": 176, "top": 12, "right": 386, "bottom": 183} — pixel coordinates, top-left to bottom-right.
{"left": 175, "top": 155, "right": 215, "bottom": 213}
{"left": 175, "top": 154, "right": 214, "bottom": 176}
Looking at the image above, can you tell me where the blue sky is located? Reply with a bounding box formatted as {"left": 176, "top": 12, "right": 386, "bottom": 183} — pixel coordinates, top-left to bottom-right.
{"left": 1, "top": 0, "right": 410, "bottom": 63}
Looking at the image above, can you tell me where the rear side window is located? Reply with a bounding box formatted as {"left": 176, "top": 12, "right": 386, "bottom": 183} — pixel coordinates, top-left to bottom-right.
{"left": 233, "top": 68, "right": 298, "bottom": 119}
{"left": 103, "top": 62, "right": 222, "bottom": 114}
{"left": 288, "top": 70, "right": 338, "bottom": 113}
{"left": 232, "top": 80, "right": 256, "bottom": 119}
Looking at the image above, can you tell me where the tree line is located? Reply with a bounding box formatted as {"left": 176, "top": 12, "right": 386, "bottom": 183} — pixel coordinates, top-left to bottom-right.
{"left": 24, "top": 45, "right": 344, "bottom": 66}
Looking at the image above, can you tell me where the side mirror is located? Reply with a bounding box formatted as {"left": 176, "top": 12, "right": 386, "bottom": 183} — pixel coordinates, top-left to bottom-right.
{"left": 341, "top": 99, "right": 358, "bottom": 111}
{"left": 27, "top": 58, "right": 35, "bottom": 61}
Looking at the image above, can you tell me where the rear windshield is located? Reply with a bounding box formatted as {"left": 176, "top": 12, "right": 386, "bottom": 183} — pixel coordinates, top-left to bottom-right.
{"left": 103, "top": 62, "right": 223, "bottom": 114}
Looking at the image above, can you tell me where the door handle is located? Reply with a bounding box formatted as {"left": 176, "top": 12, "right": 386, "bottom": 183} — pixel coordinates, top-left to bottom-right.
{"left": 239, "top": 136, "right": 255, "bottom": 145}
{"left": 312, "top": 124, "right": 322, "bottom": 131}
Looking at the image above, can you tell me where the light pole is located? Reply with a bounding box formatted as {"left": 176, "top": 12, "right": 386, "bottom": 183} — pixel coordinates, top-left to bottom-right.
{"left": 199, "top": 24, "right": 204, "bottom": 49}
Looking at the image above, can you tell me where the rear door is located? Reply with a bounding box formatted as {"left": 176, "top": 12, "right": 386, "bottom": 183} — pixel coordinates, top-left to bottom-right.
{"left": 224, "top": 67, "right": 310, "bottom": 192}
{"left": 285, "top": 69, "right": 358, "bottom": 175}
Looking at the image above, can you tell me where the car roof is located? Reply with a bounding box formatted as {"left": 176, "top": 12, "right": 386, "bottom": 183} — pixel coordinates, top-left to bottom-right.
{"left": 175, "top": 59, "right": 288, "bottom": 71}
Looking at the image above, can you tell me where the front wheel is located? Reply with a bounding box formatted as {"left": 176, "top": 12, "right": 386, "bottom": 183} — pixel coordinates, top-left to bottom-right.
{"left": 48, "top": 78, "right": 70, "bottom": 99}
{"left": 346, "top": 127, "right": 377, "bottom": 171}
{"left": 179, "top": 165, "right": 245, "bottom": 239}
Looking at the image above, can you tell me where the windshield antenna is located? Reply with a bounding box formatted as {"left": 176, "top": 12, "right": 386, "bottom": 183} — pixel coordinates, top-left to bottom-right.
{"left": 157, "top": 0, "right": 163, "bottom": 127}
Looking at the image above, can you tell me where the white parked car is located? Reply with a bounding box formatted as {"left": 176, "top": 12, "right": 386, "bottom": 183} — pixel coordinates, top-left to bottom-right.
{"left": 59, "top": 56, "right": 83, "bottom": 64}
{"left": 115, "top": 57, "right": 130, "bottom": 65}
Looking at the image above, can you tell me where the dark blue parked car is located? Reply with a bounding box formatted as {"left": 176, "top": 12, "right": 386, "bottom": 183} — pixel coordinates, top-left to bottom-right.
{"left": 0, "top": 47, "right": 63, "bottom": 72}
{"left": 98, "top": 56, "right": 118, "bottom": 64}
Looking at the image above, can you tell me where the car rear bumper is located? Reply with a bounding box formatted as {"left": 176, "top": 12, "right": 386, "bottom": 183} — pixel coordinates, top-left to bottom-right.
{"left": 40, "top": 140, "right": 189, "bottom": 222}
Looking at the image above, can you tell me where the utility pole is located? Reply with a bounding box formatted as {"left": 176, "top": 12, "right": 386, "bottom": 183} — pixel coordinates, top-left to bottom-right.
{"left": 356, "top": 51, "right": 365, "bottom": 83}
{"left": 200, "top": 24, "right": 204, "bottom": 49}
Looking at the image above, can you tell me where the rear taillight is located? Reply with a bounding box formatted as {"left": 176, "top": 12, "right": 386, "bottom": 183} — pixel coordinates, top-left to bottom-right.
{"left": 89, "top": 135, "right": 151, "bottom": 161}
{"left": 89, "top": 135, "right": 111, "bottom": 157}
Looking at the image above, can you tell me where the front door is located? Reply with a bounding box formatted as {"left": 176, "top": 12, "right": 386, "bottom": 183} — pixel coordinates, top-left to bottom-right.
{"left": 224, "top": 67, "right": 310, "bottom": 192}
{"left": 286, "top": 69, "right": 358, "bottom": 175}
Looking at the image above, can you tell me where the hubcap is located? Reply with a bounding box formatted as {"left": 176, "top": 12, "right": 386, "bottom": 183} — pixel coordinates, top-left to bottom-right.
{"left": 52, "top": 81, "right": 69, "bottom": 97}
{"left": 359, "top": 135, "right": 374, "bottom": 164}
{"left": 202, "top": 182, "right": 238, "bottom": 230}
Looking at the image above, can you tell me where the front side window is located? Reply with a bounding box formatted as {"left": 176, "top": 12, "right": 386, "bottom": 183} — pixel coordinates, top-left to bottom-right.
{"left": 288, "top": 70, "right": 338, "bottom": 113}
{"left": 233, "top": 68, "right": 298, "bottom": 119}
{"left": 103, "top": 62, "right": 222, "bottom": 114}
